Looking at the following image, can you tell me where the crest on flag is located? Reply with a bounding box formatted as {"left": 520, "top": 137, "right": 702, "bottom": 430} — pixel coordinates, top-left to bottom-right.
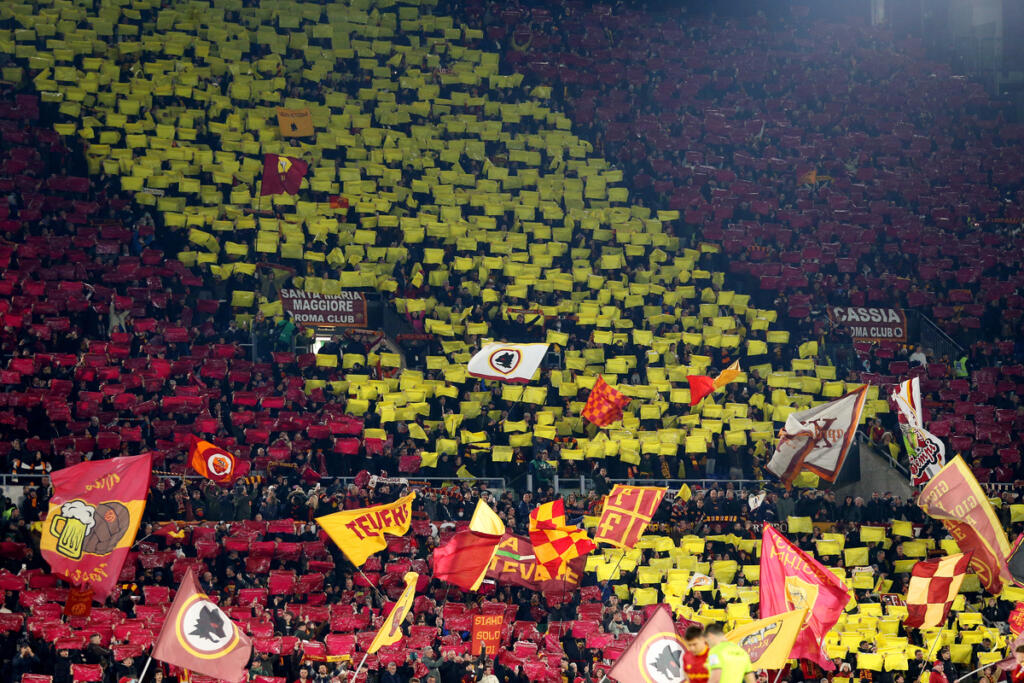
{"left": 892, "top": 377, "right": 945, "bottom": 485}
{"left": 489, "top": 347, "right": 522, "bottom": 375}
{"left": 467, "top": 342, "right": 548, "bottom": 383}
{"left": 177, "top": 598, "right": 241, "bottom": 657}
{"left": 784, "top": 575, "right": 819, "bottom": 612}
{"left": 641, "top": 635, "right": 686, "bottom": 683}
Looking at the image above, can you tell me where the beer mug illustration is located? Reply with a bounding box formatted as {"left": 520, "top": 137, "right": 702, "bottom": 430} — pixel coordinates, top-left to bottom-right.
{"left": 50, "top": 501, "right": 96, "bottom": 560}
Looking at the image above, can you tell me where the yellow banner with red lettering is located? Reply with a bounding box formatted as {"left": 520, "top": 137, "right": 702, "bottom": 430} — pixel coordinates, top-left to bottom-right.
{"left": 315, "top": 493, "right": 416, "bottom": 566}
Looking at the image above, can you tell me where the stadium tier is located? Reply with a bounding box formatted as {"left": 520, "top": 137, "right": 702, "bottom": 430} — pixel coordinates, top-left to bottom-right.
{"left": 0, "top": 0, "right": 1020, "bottom": 682}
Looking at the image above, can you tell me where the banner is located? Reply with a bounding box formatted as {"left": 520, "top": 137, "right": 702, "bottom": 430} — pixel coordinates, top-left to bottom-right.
{"left": 188, "top": 438, "right": 247, "bottom": 485}
{"left": 41, "top": 453, "right": 152, "bottom": 601}
{"left": 767, "top": 386, "right": 868, "bottom": 487}
{"left": 828, "top": 306, "right": 907, "bottom": 342}
{"left": 63, "top": 586, "right": 94, "bottom": 618}
{"left": 368, "top": 572, "right": 417, "bottom": 653}
{"left": 918, "top": 456, "right": 1012, "bottom": 594}
{"left": 279, "top": 289, "right": 367, "bottom": 327}
{"left": 726, "top": 608, "right": 807, "bottom": 670}
{"left": 276, "top": 107, "right": 314, "bottom": 137}
{"left": 760, "top": 526, "right": 850, "bottom": 670}
{"left": 471, "top": 614, "right": 503, "bottom": 655}
{"left": 152, "top": 568, "right": 252, "bottom": 681}
{"left": 486, "top": 533, "right": 584, "bottom": 591}
{"left": 315, "top": 493, "right": 415, "bottom": 566}
{"left": 467, "top": 342, "right": 549, "bottom": 383}
{"left": 608, "top": 607, "right": 684, "bottom": 683}
{"left": 594, "top": 485, "right": 666, "bottom": 548}
{"left": 892, "top": 377, "right": 945, "bottom": 486}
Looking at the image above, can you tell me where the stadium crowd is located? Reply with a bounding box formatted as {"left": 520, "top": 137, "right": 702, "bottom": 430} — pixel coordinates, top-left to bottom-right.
{"left": 0, "top": 0, "right": 1019, "bottom": 682}
{"left": 1, "top": 473, "right": 1019, "bottom": 683}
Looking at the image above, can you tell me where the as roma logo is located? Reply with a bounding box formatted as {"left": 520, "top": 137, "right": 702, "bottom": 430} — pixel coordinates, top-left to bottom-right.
{"left": 207, "top": 452, "right": 233, "bottom": 478}
{"left": 175, "top": 594, "right": 240, "bottom": 659}
{"left": 638, "top": 633, "right": 686, "bottom": 683}
{"left": 784, "top": 575, "right": 820, "bottom": 612}
{"left": 737, "top": 620, "right": 782, "bottom": 664}
{"left": 488, "top": 348, "right": 522, "bottom": 375}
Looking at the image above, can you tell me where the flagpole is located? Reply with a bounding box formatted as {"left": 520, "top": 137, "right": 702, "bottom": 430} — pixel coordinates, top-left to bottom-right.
{"left": 352, "top": 651, "right": 370, "bottom": 680}
{"left": 137, "top": 654, "right": 155, "bottom": 683}
{"left": 770, "top": 668, "right": 784, "bottom": 683}
{"left": 356, "top": 566, "right": 388, "bottom": 605}
{"left": 953, "top": 662, "right": 998, "bottom": 683}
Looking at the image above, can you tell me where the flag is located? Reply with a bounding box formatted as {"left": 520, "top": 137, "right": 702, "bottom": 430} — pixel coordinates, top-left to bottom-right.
{"left": 1009, "top": 603, "right": 1024, "bottom": 636}
{"left": 467, "top": 342, "right": 549, "bottom": 383}
{"left": 41, "top": 453, "right": 152, "bottom": 602}
{"left": 727, "top": 608, "right": 808, "bottom": 670}
{"left": 315, "top": 493, "right": 415, "bottom": 567}
{"left": 919, "top": 455, "right": 1012, "bottom": 594}
{"left": 594, "top": 485, "right": 667, "bottom": 549}
{"left": 260, "top": 154, "right": 308, "bottom": 196}
{"left": 676, "top": 484, "right": 692, "bottom": 502}
{"left": 485, "top": 533, "right": 584, "bottom": 591}
{"left": 188, "top": 438, "right": 248, "bottom": 485}
{"left": 63, "top": 586, "right": 94, "bottom": 618}
{"left": 152, "top": 569, "right": 252, "bottom": 681}
{"left": 760, "top": 526, "right": 851, "bottom": 670}
{"left": 276, "top": 107, "right": 314, "bottom": 137}
{"left": 798, "top": 169, "right": 818, "bottom": 185}
{"left": 329, "top": 195, "right": 349, "bottom": 209}
{"left": 687, "top": 361, "right": 741, "bottom": 406}
{"left": 1008, "top": 533, "right": 1024, "bottom": 588}
{"left": 368, "top": 572, "right": 418, "bottom": 653}
{"left": 904, "top": 553, "right": 973, "bottom": 628}
{"left": 529, "top": 499, "right": 597, "bottom": 578}
{"left": 608, "top": 607, "right": 685, "bottom": 683}
{"left": 582, "top": 375, "right": 631, "bottom": 427}
{"left": 687, "top": 572, "right": 714, "bottom": 592}
{"left": 766, "top": 385, "right": 868, "bottom": 487}
{"left": 892, "top": 377, "right": 945, "bottom": 486}
{"left": 432, "top": 500, "right": 505, "bottom": 592}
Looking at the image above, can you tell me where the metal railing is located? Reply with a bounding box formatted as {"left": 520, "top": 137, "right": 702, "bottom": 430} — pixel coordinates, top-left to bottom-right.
{"left": 907, "top": 309, "right": 965, "bottom": 362}
{"left": 0, "top": 472, "right": 506, "bottom": 491}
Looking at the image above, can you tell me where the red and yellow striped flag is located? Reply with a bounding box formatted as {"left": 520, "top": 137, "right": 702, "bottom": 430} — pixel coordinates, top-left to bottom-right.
{"left": 582, "top": 376, "right": 631, "bottom": 427}
{"left": 529, "top": 500, "right": 597, "bottom": 578}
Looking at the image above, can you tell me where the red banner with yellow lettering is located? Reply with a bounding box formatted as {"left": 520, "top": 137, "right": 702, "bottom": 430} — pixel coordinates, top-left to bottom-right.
{"left": 41, "top": 454, "right": 152, "bottom": 601}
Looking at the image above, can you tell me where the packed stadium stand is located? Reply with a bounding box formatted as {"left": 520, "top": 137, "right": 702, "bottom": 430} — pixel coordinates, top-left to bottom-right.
{"left": 0, "top": 0, "right": 1020, "bottom": 682}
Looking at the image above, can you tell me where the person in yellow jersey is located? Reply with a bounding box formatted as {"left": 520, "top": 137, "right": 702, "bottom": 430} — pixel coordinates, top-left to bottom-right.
{"left": 704, "top": 624, "right": 755, "bottom": 683}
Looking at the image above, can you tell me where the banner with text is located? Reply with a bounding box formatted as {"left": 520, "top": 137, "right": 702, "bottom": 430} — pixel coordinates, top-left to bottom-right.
{"left": 828, "top": 306, "right": 907, "bottom": 342}
{"left": 471, "top": 614, "right": 503, "bottom": 655}
{"left": 280, "top": 289, "right": 367, "bottom": 327}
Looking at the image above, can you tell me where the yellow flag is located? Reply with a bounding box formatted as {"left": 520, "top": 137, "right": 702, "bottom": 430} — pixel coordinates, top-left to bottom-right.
{"left": 368, "top": 572, "right": 418, "bottom": 653}
{"left": 469, "top": 499, "right": 506, "bottom": 537}
{"left": 713, "top": 360, "right": 741, "bottom": 390}
{"left": 727, "top": 608, "right": 808, "bottom": 669}
{"left": 315, "top": 493, "right": 415, "bottom": 566}
{"left": 276, "top": 107, "right": 314, "bottom": 137}
{"left": 456, "top": 465, "right": 476, "bottom": 481}
{"left": 676, "top": 484, "right": 692, "bottom": 502}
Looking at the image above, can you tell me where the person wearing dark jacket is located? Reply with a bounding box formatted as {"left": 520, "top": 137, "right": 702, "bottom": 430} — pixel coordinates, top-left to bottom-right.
{"left": 11, "top": 643, "right": 40, "bottom": 681}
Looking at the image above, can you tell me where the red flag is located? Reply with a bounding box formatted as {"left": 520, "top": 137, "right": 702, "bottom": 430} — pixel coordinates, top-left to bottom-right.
{"left": 41, "top": 454, "right": 152, "bottom": 602}
{"left": 760, "top": 526, "right": 851, "bottom": 670}
{"left": 687, "top": 375, "right": 716, "bottom": 406}
{"left": 152, "top": 568, "right": 253, "bottom": 681}
{"left": 188, "top": 437, "right": 247, "bottom": 485}
{"left": 260, "top": 154, "right": 308, "bottom": 196}
{"left": 432, "top": 530, "right": 501, "bottom": 592}
{"left": 607, "top": 607, "right": 684, "bottom": 683}
{"left": 918, "top": 455, "right": 1013, "bottom": 594}
{"left": 63, "top": 586, "right": 94, "bottom": 618}
{"left": 581, "top": 376, "right": 631, "bottom": 427}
